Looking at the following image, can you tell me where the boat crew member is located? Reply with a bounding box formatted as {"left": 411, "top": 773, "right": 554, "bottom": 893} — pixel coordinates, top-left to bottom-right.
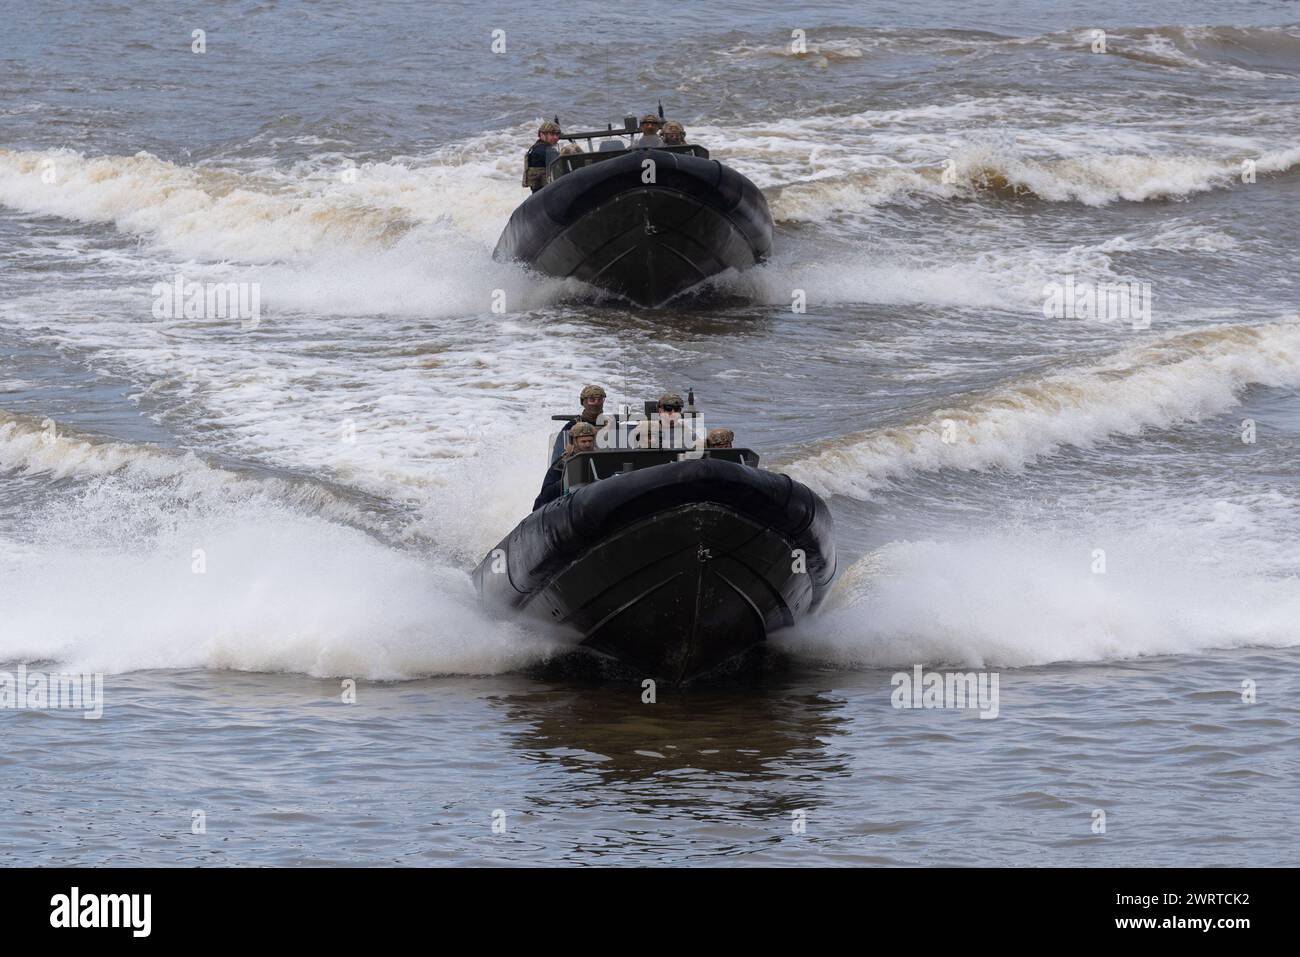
{"left": 549, "top": 383, "right": 606, "bottom": 465}
{"left": 662, "top": 121, "right": 687, "bottom": 146}
{"left": 657, "top": 392, "right": 683, "bottom": 421}
{"left": 534, "top": 421, "right": 597, "bottom": 510}
{"left": 636, "top": 113, "right": 665, "bottom": 147}
{"left": 522, "top": 120, "right": 562, "bottom": 192}
{"left": 571, "top": 421, "right": 598, "bottom": 451}
{"left": 647, "top": 392, "right": 689, "bottom": 449}
{"left": 559, "top": 142, "right": 584, "bottom": 155}
{"left": 705, "top": 428, "right": 734, "bottom": 449}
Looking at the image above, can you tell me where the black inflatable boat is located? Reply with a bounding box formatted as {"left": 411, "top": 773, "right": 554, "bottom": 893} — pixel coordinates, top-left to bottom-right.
{"left": 493, "top": 119, "right": 773, "bottom": 306}
{"left": 472, "top": 429, "right": 836, "bottom": 683}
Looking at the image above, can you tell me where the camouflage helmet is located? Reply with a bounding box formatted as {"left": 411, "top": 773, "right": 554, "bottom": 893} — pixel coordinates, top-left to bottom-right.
{"left": 706, "top": 427, "right": 734, "bottom": 448}
{"left": 579, "top": 384, "right": 606, "bottom": 403}
{"left": 639, "top": 113, "right": 664, "bottom": 127}
{"left": 538, "top": 120, "right": 561, "bottom": 134}
{"left": 559, "top": 143, "right": 584, "bottom": 155}
{"left": 658, "top": 391, "right": 683, "bottom": 408}
{"left": 662, "top": 120, "right": 685, "bottom": 141}
{"left": 570, "top": 421, "right": 597, "bottom": 438}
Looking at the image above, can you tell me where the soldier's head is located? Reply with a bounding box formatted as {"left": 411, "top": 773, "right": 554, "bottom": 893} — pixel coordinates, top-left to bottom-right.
{"left": 639, "top": 114, "right": 664, "bottom": 136}
{"left": 662, "top": 121, "right": 686, "bottom": 145}
{"left": 570, "top": 420, "right": 597, "bottom": 452}
{"left": 706, "top": 428, "right": 734, "bottom": 449}
{"left": 657, "top": 392, "right": 683, "bottom": 421}
{"left": 538, "top": 120, "right": 561, "bottom": 145}
{"left": 559, "top": 143, "right": 584, "bottom": 156}
{"left": 579, "top": 384, "right": 606, "bottom": 416}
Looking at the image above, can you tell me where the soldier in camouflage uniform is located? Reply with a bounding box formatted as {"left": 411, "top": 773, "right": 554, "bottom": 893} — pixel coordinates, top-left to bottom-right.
{"left": 636, "top": 113, "right": 665, "bottom": 148}
{"left": 523, "top": 120, "right": 562, "bottom": 192}
{"left": 534, "top": 421, "right": 597, "bottom": 509}
{"left": 548, "top": 384, "right": 606, "bottom": 466}
{"left": 656, "top": 391, "right": 683, "bottom": 420}
{"left": 568, "top": 420, "right": 598, "bottom": 453}
{"left": 705, "top": 427, "right": 734, "bottom": 449}
{"left": 662, "top": 120, "right": 687, "bottom": 146}
{"left": 577, "top": 383, "right": 607, "bottom": 422}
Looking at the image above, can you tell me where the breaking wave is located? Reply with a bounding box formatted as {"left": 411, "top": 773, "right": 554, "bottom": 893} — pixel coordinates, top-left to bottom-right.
{"left": 780, "top": 524, "right": 1300, "bottom": 669}
{"left": 0, "top": 414, "right": 563, "bottom": 677}
{"left": 788, "top": 320, "right": 1300, "bottom": 499}
{"left": 767, "top": 143, "right": 1300, "bottom": 219}
{"left": 722, "top": 24, "right": 1300, "bottom": 81}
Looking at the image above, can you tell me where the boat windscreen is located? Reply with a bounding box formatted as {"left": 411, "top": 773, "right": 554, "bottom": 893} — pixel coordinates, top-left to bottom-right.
{"left": 549, "top": 144, "right": 710, "bottom": 180}
{"left": 563, "top": 448, "right": 759, "bottom": 491}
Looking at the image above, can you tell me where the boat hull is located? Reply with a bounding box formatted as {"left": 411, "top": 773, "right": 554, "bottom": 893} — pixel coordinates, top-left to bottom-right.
{"left": 473, "top": 457, "right": 835, "bottom": 683}
{"left": 493, "top": 149, "right": 773, "bottom": 307}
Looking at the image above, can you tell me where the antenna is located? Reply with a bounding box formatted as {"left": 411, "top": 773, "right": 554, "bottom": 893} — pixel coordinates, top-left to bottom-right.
{"left": 658, "top": 100, "right": 665, "bottom": 119}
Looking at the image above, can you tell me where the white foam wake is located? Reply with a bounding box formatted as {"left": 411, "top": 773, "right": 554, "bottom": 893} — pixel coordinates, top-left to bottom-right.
{"left": 0, "top": 430, "right": 563, "bottom": 677}
{"left": 778, "top": 521, "right": 1300, "bottom": 669}
{"left": 0, "top": 509, "right": 556, "bottom": 679}
{"left": 0, "top": 139, "right": 522, "bottom": 261}
{"left": 0, "top": 412, "right": 369, "bottom": 528}
{"left": 788, "top": 320, "right": 1300, "bottom": 499}
{"left": 764, "top": 143, "right": 1300, "bottom": 219}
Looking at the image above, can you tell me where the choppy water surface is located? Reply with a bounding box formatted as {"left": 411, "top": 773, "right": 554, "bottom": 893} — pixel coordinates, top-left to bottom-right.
{"left": 2, "top": 0, "right": 1298, "bottom": 865}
